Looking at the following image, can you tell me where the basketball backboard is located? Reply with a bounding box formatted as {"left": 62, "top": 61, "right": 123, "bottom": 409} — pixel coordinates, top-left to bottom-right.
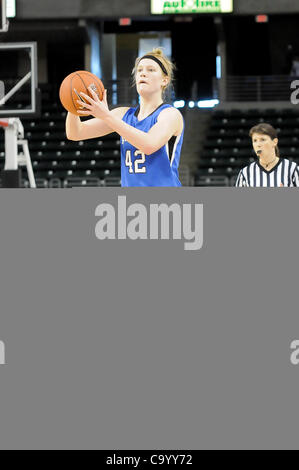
{"left": 0, "top": 42, "right": 40, "bottom": 117}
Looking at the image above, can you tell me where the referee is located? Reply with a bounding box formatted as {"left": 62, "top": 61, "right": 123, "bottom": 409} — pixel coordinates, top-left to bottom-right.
{"left": 235, "top": 123, "right": 299, "bottom": 187}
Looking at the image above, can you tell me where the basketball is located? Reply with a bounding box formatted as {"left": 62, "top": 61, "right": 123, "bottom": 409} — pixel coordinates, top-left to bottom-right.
{"left": 59, "top": 70, "right": 105, "bottom": 115}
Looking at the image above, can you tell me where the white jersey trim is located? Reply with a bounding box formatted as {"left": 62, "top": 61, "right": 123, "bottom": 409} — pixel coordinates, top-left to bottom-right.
{"left": 170, "top": 134, "right": 181, "bottom": 167}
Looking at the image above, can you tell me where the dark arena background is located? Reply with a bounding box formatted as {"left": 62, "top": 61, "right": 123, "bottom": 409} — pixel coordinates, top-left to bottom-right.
{"left": 1, "top": 0, "right": 299, "bottom": 187}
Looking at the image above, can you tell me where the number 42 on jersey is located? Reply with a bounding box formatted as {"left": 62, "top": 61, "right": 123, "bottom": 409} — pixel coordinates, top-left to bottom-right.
{"left": 125, "top": 150, "right": 146, "bottom": 173}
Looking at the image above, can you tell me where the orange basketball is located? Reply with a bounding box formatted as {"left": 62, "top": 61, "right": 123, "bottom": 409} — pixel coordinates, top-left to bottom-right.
{"left": 59, "top": 70, "right": 105, "bottom": 115}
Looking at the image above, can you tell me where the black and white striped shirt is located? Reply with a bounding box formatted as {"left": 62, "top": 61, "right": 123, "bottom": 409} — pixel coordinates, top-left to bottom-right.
{"left": 235, "top": 158, "right": 299, "bottom": 187}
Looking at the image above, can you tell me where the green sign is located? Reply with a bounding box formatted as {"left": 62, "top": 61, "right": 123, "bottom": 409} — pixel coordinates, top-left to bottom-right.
{"left": 151, "top": 0, "right": 233, "bottom": 14}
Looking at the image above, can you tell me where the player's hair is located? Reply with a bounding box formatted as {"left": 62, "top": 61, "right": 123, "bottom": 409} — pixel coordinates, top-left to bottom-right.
{"left": 249, "top": 122, "right": 280, "bottom": 157}
{"left": 132, "top": 48, "right": 175, "bottom": 95}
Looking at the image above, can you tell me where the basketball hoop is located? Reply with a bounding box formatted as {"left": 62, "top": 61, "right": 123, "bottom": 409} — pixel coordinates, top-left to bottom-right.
{"left": 0, "top": 119, "right": 9, "bottom": 127}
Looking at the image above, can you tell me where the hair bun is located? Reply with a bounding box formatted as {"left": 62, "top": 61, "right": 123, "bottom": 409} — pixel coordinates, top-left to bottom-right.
{"left": 152, "top": 48, "right": 163, "bottom": 56}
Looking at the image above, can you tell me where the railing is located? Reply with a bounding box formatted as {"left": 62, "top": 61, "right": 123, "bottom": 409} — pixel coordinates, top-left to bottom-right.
{"left": 213, "top": 75, "right": 297, "bottom": 102}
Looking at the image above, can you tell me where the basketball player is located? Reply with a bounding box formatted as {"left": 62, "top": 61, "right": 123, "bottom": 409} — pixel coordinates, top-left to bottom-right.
{"left": 66, "top": 49, "right": 184, "bottom": 187}
{"left": 235, "top": 123, "right": 299, "bottom": 187}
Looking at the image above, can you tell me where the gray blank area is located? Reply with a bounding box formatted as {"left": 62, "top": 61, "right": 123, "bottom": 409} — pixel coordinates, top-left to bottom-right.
{"left": 0, "top": 188, "right": 298, "bottom": 450}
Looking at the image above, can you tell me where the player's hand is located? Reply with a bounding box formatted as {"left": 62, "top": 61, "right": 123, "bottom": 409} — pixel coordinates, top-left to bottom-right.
{"left": 76, "top": 87, "right": 109, "bottom": 119}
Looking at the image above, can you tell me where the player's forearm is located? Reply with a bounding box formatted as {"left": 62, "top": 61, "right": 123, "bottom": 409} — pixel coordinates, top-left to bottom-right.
{"left": 66, "top": 112, "right": 83, "bottom": 141}
{"left": 104, "top": 113, "right": 154, "bottom": 155}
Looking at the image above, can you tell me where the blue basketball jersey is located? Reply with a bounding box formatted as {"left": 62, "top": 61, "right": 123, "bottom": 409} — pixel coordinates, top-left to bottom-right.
{"left": 120, "top": 103, "right": 184, "bottom": 187}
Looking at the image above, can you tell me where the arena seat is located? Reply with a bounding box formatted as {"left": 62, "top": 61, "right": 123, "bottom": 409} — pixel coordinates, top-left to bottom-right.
{"left": 195, "top": 175, "right": 230, "bottom": 187}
